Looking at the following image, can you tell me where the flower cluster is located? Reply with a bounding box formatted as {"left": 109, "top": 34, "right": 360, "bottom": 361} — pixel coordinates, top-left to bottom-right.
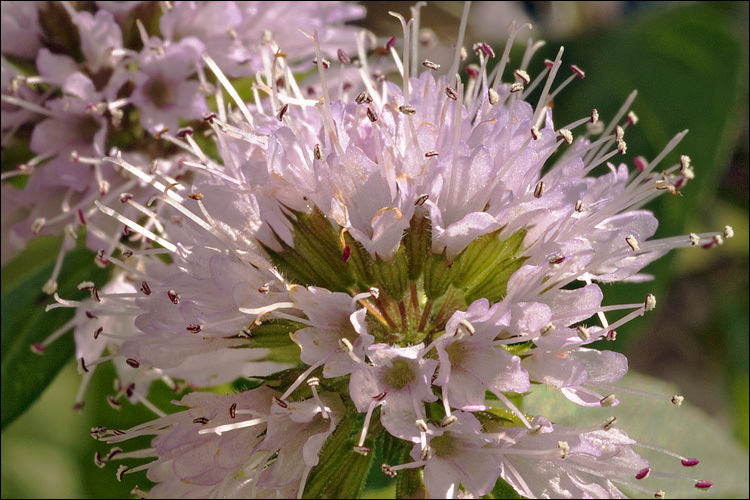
{"left": 2, "top": 2, "right": 733, "bottom": 499}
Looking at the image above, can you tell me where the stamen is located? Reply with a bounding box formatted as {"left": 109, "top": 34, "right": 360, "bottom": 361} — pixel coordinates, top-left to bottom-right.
{"left": 354, "top": 394, "right": 384, "bottom": 455}
{"left": 198, "top": 417, "right": 266, "bottom": 436}
{"left": 307, "top": 377, "right": 329, "bottom": 419}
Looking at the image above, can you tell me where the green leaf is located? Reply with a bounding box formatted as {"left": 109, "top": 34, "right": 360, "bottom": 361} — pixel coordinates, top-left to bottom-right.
{"left": 1, "top": 235, "right": 111, "bottom": 431}
{"left": 521, "top": 371, "right": 750, "bottom": 498}
{"left": 304, "top": 409, "right": 379, "bottom": 498}
{"left": 485, "top": 476, "right": 523, "bottom": 499}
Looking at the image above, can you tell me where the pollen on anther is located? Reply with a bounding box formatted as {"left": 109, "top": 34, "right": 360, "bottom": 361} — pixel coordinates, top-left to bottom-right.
{"left": 488, "top": 87, "right": 499, "bottom": 105}
{"left": 312, "top": 57, "right": 331, "bottom": 69}
{"left": 382, "top": 464, "right": 397, "bottom": 477}
{"left": 558, "top": 441, "right": 570, "bottom": 459}
{"left": 671, "top": 395, "right": 684, "bottom": 406}
{"left": 353, "top": 445, "right": 370, "bottom": 456}
{"left": 107, "top": 395, "right": 121, "bottom": 409}
{"left": 655, "top": 490, "right": 666, "bottom": 499}
{"left": 458, "top": 319, "right": 475, "bottom": 336}
{"left": 126, "top": 358, "right": 140, "bottom": 369}
{"left": 422, "top": 59, "right": 440, "bottom": 71}
{"left": 168, "top": 289, "right": 180, "bottom": 304}
{"left": 176, "top": 127, "right": 193, "bottom": 138}
{"left": 442, "top": 414, "right": 457, "bottom": 427}
{"left": 187, "top": 192, "right": 204, "bottom": 200}
{"left": 399, "top": 105, "right": 416, "bottom": 115}
{"left": 627, "top": 111, "right": 639, "bottom": 125}
{"left": 314, "top": 144, "right": 323, "bottom": 160}
{"left": 644, "top": 293, "right": 656, "bottom": 312}
{"left": 724, "top": 225, "right": 734, "bottom": 239}
{"left": 531, "top": 126, "right": 541, "bottom": 140}
{"left": 615, "top": 125, "right": 625, "bottom": 141}
{"left": 560, "top": 128, "right": 573, "bottom": 144}
{"left": 31, "top": 218, "right": 45, "bottom": 235}
{"left": 590, "top": 108, "right": 599, "bottom": 124}
{"left": 626, "top": 234, "right": 640, "bottom": 251}
{"left": 539, "top": 323, "right": 555, "bottom": 336}
{"left": 575, "top": 199, "right": 584, "bottom": 212}
{"left": 116, "top": 465, "right": 129, "bottom": 482}
{"left": 548, "top": 254, "right": 565, "bottom": 267}
{"left": 445, "top": 87, "right": 458, "bottom": 100}
{"left": 514, "top": 69, "right": 531, "bottom": 84}
{"left": 339, "top": 337, "right": 354, "bottom": 352}
{"left": 187, "top": 324, "right": 201, "bottom": 334}
{"left": 95, "top": 452, "right": 105, "bottom": 468}
{"left": 509, "top": 82, "right": 524, "bottom": 93}
{"left": 576, "top": 325, "right": 590, "bottom": 341}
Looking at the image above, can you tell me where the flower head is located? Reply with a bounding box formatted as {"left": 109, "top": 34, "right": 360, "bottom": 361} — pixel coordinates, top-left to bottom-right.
{"left": 12, "top": 2, "right": 734, "bottom": 499}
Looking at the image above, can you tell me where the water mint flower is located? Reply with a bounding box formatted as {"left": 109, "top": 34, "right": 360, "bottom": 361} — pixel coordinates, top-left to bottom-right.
{"left": 1, "top": 0, "right": 364, "bottom": 285}
{"left": 24, "top": 3, "right": 733, "bottom": 498}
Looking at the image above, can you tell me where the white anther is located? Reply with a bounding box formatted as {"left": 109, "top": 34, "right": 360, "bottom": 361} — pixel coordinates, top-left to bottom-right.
{"left": 603, "top": 417, "right": 617, "bottom": 430}
{"left": 514, "top": 69, "right": 530, "bottom": 84}
{"left": 600, "top": 394, "right": 617, "bottom": 407}
{"left": 558, "top": 440, "right": 570, "bottom": 458}
{"left": 539, "top": 323, "right": 555, "bottom": 336}
{"left": 576, "top": 325, "right": 590, "bottom": 341}
{"left": 458, "top": 319, "right": 475, "bottom": 336}
{"left": 559, "top": 128, "right": 573, "bottom": 144}
{"left": 615, "top": 125, "right": 625, "bottom": 141}
{"left": 626, "top": 234, "right": 640, "bottom": 251}
{"left": 339, "top": 337, "right": 354, "bottom": 352}
{"left": 488, "top": 87, "right": 499, "bottom": 105}
{"left": 644, "top": 293, "right": 656, "bottom": 312}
